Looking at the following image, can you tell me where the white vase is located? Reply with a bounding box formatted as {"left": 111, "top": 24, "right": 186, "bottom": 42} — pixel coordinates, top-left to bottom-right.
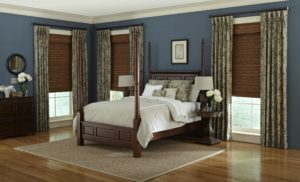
{"left": 4, "top": 88, "right": 10, "bottom": 98}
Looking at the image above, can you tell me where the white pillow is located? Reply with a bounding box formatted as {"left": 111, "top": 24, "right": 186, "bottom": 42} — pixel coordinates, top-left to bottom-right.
{"left": 142, "top": 84, "right": 163, "bottom": 96}
{"left": 164, "top": 88, "right": 177, "bottom": 99}
{"left": 188, "top": 85, "right": 201, "bottom": 102}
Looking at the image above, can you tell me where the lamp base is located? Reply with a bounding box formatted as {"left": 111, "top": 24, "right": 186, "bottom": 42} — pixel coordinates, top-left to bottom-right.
{"left": 199, "top": 90, "right": 208, "bottom": 112}
{"left": 123, "top": 89, "right": 130, "bottom": 97}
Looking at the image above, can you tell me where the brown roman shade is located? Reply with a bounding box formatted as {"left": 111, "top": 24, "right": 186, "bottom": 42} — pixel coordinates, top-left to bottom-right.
{"left": 232, "top": 23, "right": 261, "bottom": 98}
{"left": 48, "top": 34, "right": 72, "bottom": 92}
{"left": 111, "top": 34, "right": 130, "bottom": 91}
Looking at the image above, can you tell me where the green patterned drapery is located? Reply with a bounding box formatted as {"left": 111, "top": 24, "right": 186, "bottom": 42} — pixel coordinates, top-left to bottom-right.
{"left": 34, "top": 25, "right": 50, "bottom": 132}
{"left": 97, "top": 29, "right": 111, "bottom": 101}
{"left": 260, "top": 10, "right": 288, "bottom": 149}
{"left": 72, "top": 29, "right": 89, "bottom": 115}
{"left": 211, "top": 16, "right": 233, "bottom": 141}
{"left": 129, "top": 26, "right": 144, "bottom": 95}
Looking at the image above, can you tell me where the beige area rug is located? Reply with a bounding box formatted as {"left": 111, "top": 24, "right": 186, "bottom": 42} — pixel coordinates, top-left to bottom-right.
{"left": 15, "top": 138, "right": 224, "bottom": 182}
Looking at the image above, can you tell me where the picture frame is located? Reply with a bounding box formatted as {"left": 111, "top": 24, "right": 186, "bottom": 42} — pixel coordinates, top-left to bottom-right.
{"left": 171, "top": 39, "right": 188, "bottom": 64}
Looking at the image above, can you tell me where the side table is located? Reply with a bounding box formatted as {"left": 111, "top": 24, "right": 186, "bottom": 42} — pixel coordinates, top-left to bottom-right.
{"left": 197, "top": 111, "right": 222, "bottom": 145}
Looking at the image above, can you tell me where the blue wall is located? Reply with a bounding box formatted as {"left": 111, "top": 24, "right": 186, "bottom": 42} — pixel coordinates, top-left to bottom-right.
{"left": 0, "top": 1, "right": 299, "bottom": 148}
{"left": 94, "top": 0, "right": 300, "bottom": 148}
{"left": 0, "top": 13, "right": 93, "bottom": 100}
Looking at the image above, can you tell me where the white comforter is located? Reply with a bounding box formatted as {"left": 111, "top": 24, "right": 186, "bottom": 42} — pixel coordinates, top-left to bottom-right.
{"left": 74, "top": 96, "right": 201, "bottom": 148}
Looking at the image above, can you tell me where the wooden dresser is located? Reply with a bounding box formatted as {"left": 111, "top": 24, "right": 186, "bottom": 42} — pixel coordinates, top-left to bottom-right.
{"left": 0, "top": 97, "right": 34, "bottom": 138}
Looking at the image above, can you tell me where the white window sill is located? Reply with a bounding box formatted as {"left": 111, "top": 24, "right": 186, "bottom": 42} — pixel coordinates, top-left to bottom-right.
{"left": 232, "top": 131, "right": 261, "bottom": 144}
{"left": 49, "top": 119, "right": 72, "bottom": 129}
{"left": 50, "top": 117, "right": 73, "bottom": 123}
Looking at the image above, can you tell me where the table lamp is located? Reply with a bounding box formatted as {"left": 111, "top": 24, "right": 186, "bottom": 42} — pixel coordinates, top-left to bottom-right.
{"left": 118, "top": 75, "right": 134, "bottom": 97}
{"left": 194, "top": 76, "right": 214, "bottom": 111}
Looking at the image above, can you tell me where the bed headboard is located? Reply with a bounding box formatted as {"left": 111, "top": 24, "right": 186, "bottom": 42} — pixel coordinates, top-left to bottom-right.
{"left": 149, "top": 71, "right": 201, "bottom": 81}
{"left": 147, "top": 42, "right": 202, "bottom": 81}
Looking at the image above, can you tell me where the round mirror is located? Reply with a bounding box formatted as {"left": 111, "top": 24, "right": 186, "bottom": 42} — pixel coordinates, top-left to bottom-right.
{"left": 6, "top": 54, "right": 26, "bottom": 75}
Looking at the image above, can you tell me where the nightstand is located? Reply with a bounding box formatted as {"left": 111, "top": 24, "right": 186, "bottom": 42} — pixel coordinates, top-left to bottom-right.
{"left": 197, "top": 111, "right": 222, "bottom": 145}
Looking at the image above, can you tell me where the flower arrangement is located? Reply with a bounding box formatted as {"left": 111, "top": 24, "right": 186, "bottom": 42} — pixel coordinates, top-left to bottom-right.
{"left": 17, "top": 72, "right": 32, "bottom": 96}
{"left": 206, "top": 89, "right": 223, "bottom": 111}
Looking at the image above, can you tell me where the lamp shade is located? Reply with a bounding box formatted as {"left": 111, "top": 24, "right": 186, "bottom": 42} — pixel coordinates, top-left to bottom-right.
{"left": 118, "top": 75, "right": 134, "bottom": 87}
{"left": 194, "top": 76, "right": 214, "bottom": 90}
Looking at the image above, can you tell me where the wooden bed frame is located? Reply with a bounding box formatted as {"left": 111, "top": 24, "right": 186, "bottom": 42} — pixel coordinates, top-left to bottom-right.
{"left": 77, "top": 40, "right": 204, "bottom": 158}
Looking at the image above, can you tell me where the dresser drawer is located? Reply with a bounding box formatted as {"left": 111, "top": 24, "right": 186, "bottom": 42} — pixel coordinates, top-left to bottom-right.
{"left": 0, "top": 100, "right": 13, "bottom": 118}
{"left": 16, "top": 117, "right": 34, "bottom": 135}
{"left": 0, "top": 118, "right": 16, "bottom": 138}
{"left": 0, "top": 97, "right": 34, "bottom": 138}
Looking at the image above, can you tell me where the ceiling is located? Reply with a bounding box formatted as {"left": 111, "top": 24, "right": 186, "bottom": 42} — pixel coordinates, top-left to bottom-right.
{"left": 0, "top": 0, "right": 213, "bottom": 17}
{"left": 0, "top": 0, "right": 286, "bottom": 23}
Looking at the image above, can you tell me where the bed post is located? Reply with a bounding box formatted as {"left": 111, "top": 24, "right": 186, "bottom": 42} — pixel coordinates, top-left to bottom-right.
{"left": 133, "top": 31, "right": 142, "bottom": 158}
{"left": 148, "top": 42, "right": 152, "bottom": 80}
{"left": 201, "top": 39, "right": 205, "bottom": 76}
{"left": 77, "top": 108, "right": 84, "bottom": 145}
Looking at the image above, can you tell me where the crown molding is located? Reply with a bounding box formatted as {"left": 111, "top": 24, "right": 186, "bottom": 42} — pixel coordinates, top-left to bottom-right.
{"left": 0, "top": 3, "right": 93, "bottom": 24}
{"left": 0, "top": 0, "right": 287, "bottom": 24}
{"left": 92, "top": 0, "right": 286, "bottom": 24}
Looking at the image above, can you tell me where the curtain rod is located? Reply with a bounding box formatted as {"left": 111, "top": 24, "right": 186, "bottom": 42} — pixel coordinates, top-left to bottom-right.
{"left": 96, "top": 23, "right": 144, "bottom": 31}
{"left": 32, "top": 23, "right": 87, "bottom": 30}
{"left": 209, "top": 6, "right": 289, "bottom": 18}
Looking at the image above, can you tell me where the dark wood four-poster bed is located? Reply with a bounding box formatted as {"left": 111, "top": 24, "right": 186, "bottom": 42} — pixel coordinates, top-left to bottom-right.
{"left": 77, "top": 40, "right": 205, "bottom": 158}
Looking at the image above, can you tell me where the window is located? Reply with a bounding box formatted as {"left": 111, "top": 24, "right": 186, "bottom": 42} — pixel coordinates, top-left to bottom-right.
{"left": 232, "top": 96, "right": 260, "bottom": 134}
{"left": 231, "top": 19, "right": 261, "bottom": 143}
{"left": 110, "top": 91, "right": 124, "bottom": 101}
{"left": 111, "top": 33, "right": 130, "bottom": 91}
{"left": 48, "top": 30, "right": 73, "bottom": 123}
{"left": 49, "top": 92, "right": 73, "bottom": 122}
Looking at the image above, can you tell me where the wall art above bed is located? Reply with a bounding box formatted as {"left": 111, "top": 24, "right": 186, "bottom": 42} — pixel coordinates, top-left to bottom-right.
{"left": 171, "top": 39, "right": 188, "bottom": 64}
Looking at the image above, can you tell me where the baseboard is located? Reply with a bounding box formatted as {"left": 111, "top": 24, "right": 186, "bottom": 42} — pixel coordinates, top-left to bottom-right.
{"left": 232, "top": 132, "right": 260, "bottom": 144}
{"left": 289, "top": 143, "right": 300, "bottom": 149}
{"left": 49, "top": 120, "right": 72, "bottom": 129}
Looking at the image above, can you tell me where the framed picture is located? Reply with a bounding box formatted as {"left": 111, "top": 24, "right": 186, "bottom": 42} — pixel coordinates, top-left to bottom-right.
{"left": 171, "top": 39, "right": 188, "bottom": 64}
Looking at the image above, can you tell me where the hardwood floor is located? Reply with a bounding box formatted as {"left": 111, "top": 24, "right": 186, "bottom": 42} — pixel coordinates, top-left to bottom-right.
{"left": 0, "top": 127, "right": 299, "bottom": 182}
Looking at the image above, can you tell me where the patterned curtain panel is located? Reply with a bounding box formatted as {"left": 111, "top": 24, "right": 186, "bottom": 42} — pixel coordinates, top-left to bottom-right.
{"left": 72, "top": 29, "right": 89, "bottom": 115}
{"left": 34, "top": 25, "right": 50, "bottom": 132}
{"left": 129, "top": 26, "right": 144, "bottom": 95}
{"left": 97, "top": 29, "right": 111, "bottom": 101}
{"left": 211, "top": 16, "right": 233, "bottom": 141}
{"left": 261, "top": 10, "right": 288, "bottom": 149}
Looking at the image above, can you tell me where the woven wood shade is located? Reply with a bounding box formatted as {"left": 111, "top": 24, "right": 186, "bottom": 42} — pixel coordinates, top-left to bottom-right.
{"left": 48, "top": 34, "right": 72, "bottom": 92}
{"left": 111, "top": 34, "right": 130, "bottom": 91}
{"left": 232, "top": 23, "right": 261, "bottom": 98}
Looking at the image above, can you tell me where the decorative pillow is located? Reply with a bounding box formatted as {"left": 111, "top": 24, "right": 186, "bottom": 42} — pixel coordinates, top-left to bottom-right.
{"left": 188, "top": 85, "right": 200, "bottom": 102}
{"left": 152, "top": 90, "right": 167, "bottom": 97}
{"left": 164, "top": 88, "right": 178, "bottom": 99}
{"left": 149, "top": 80, "right": 170, "bottom": 89}
{"left": 142, "top": 84, "right": 163, "bottom": 96}
{"left": 168, "top": 80, "right": 193, "bottom": 102}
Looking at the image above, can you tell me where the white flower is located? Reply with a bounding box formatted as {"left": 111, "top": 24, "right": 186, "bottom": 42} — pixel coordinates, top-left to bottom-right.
{"left": 214, "top": 95, "right": 223, "bottom": 103}
{"left": 213, "top": 89, "right": 221, "bottom": 96}
{"left": 26, "top": 74, "right": 32, "bottom": 81}
{"left": 17, "top": 72, "right": 32, "bottom": 83}
{"left": 18, "top": 77, "right": 26, "bottom": 83}
{"left": 206, "top": 90, "right": 214, "bottom": 97}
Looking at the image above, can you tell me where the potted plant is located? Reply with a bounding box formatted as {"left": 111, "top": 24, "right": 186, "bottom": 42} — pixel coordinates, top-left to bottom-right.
{"left": 206, "top": 89, "right": 223, "bottom": 111}
{"left": 17, "top": 72, "right": 32, "bottom": 97}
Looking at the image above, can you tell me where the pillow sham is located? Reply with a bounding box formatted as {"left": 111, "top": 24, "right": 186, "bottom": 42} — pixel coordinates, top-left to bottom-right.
{"left": 168, "top": 80, "right": 193, "bottom": 102}
{"left": 142, "top": 84, "right": 163, "bottom": 96}
{"left": 164, "top": 88, "right": 177, "bottom": 99}
{"left": 152, "top": 90, "right": 167, "bottom": 97}
{"left": 149, "top": 80, "right": 170, "bottom": 89}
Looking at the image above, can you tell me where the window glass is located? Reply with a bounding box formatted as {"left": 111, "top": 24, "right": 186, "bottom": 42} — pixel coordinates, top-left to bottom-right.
{"left": 232, "top": 96, "right": 261, "bottom": 133}
{"left": 49, "top": 92, "right": 72, "bottom": 121}
{"left": 110, "top": 91, "right": 124, "bottom": 101}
